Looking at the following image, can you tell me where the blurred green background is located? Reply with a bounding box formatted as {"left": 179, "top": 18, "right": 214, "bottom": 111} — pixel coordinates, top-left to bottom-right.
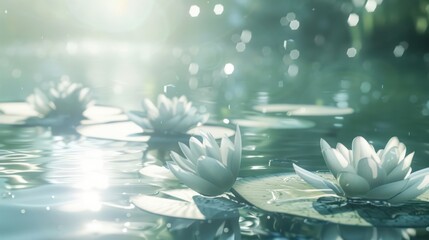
{"left": 1, "top": 0, "right": 429, "bottom": 148}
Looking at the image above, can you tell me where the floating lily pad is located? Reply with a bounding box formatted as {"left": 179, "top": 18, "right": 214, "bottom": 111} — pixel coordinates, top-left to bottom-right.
{"left": 253, "top": 104, "right": 354, "bottom": 116}
{"left": 232, "top": 173, "right": 429, "bottom": 227}
{"left": 0, "top": 115, "right": 29, "bottom": 125}
{"left": 232, "top": 116, "right": 314, "bottom": 129}
{"left": 77, "top": 121, "right": 235, "bottom": 142}
{"left": 131, "top": 189, "right": 239, "bottom": 220}
{"left": 139, "top": 165, "right": 177, "bottom": 181}
{"left": 0, "top": 102, "right": 39, "bottom": 116}
{"left": 0, "top": 102, "right": 124, "bottom": 126}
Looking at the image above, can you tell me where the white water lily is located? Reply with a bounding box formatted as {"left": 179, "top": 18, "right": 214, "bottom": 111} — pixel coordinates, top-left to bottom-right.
{"left": 167, "top": 126, "right": 241, "bottom": 196}
{"left": 294, "top": 136, "right": 429, "bottom": 203}
{"left": 128, "top": 94, "right": 209, "bottom": 134}
{"left": 27, "top": 79, "right": 93, "bottom": 120}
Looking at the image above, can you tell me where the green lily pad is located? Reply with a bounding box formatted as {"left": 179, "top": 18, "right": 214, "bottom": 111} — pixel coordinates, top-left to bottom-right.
{"left": 232, "top": 116, "right": 315, "bottom": 129}
{"left": 77, "top": 121, "right": 235, "bottom": 142}
{"left": 253, "top": 104, "right": 354, "bottom": 116}
{"left": 0, "top": 102, "right": 124, "bottom": 126}
{"left": 131, "top": 189, "right": 239, "bottom": 220}
{"left": 232, "top": 173, "right": 429, "bottom": 227}
{"left": 139, "top": 165, "right": 176, "bottom": 181}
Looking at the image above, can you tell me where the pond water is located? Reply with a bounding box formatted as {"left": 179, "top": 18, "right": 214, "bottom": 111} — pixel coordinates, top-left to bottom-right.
{"left": 1, "top": 0, "right": 429, "bottom": 239}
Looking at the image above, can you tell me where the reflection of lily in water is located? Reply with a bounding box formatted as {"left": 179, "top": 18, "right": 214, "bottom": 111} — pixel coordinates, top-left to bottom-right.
{"left": 166, "top": 217, "right": 241, "bottom": 240}
{"left": 167, "top": 126, "right": 241, "bottom": 196}
{"left": 127, "top": 94, "right": 209, "bottom": 134}
{"left": 294, "top": 136, "right": 429, "bottom": 203}
{"left": 321, "top": 224, "right": 415, "bottom": 240}
{"left": 27, "top": 79, "right": 94, "bottom": 124}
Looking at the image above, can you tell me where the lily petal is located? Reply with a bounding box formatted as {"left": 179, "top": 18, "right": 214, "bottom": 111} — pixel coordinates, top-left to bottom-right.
{"left": 389, "top": 175, "right": 429, "bottom": 203}
{"left": 398, "top": 143, "right": 406, "bottom": 161}
{"left": 352, "top": 136, "right": 377, "bottom": 166}
{"left": 229, "top": 126, "right": 242, "bottom": 177}
{"left": 357, "top": 157, "right": 386, "bottom": 187}
{"left": 364, "top": 179, "right": 409, "bottom": 200}
{"left": 386, "top": 152, "right": 414, "bottom": 182}
{"left": 220, "top": 137, "right": 234, "bottom": 167}
{"left": 170, "top": 151, "right": 196, "bottom": 173}
{"left": 127, "top": 111, "right": 152, "bottom": 129}
{"left": 377, "top": 149, "right": 384, "bottom": 160}
{"left": 381, "top": 146, "right": 400, "bottom": 174}
{"left": 189, "top": 137, "right": 206, "bottom": 157}
{"left": 178, "top": 142, "right": 199, "bottom": 164}
{"left": 338, "top": 172, "right": 371, "bottom": 197}
{"left": 293, "top": 164, "right": 344, "bottom": 196}
{"left": 196, "top": 156, "right": 235, "bottom": 189}
{"left": 336, "top": 143, "right": 351, "bottom": 162}
{"left": 384, "top": 137, "right": 399, "bottom": 152}
{"left": 167, "top": 162, "right": 225, "bottom": 196}
{"left": 175, "top": 112, "right": 199, "bottom": 132}
{"left": 202, "top": 133, "right": 221, "bottom": 160}
{"left": 320, "top": 138, "right": 332, "bottom": 152}
{"left": 408, "top": 166, "right": 429, "bottom": 180}
{"left": 142, "top": 99, "right": 159, "bottom": 119}
{"left": 322, "top": 147, "right": 354, "bottom": 177}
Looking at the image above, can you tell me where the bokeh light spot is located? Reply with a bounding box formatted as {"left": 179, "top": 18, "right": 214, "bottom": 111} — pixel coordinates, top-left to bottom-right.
{"left": 290, "top": 49, "right": 300, "bottom": 60}
{"left": 289, "top": 20, "right": 300, "bottom": 30}
{"left": 346, "top": 47, "right": 357, "bottom": 57}
{"left": 224, "top": 63, "right": 234, "bottom": 75}
{"left": 188, "top": 63, "right": 199, "bottom": 75}
{"left": 240, "top": 30, "right": 252, "bottom": 43}
{"left": 213, "top": 4, "right": 224, "bottom": 15}
{"left": 189, "top": 5, "right": 200, "bottom": 17}
{"left": 236, "top": 42, "right": 246, "bottom": 52}
{"left": 393, "top": 45, "right": 406, "bottom": 57}
{"left": 365, "top": 0, "right": 377, "bottom": 12}
{"left": 288, "top": 64, "right": 299, "bottom": 77}
{"left": 347, "top": 13, "right": 359, "bottom": 26}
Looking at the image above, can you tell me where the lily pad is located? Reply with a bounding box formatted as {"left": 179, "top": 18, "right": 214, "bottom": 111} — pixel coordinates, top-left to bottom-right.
{"left": 232, "top": 116, "right": 314, "bottom": 129}
{"left": 0, "top": 102, "right": 124, "bottom": 126}
{"left": 131, "top": 189, "right": 239, "bottom": 220}
{"left": 232, "top": 173, "right": 429, "bottom": 227}
{"left": 139, "top": 165, "right": 177, "bottom": 181}
{"left": 77, "top": 121, "right": 235, "bottom": 142}
{"left": 253, "top": 104, "right": 354, "bottom": 116}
